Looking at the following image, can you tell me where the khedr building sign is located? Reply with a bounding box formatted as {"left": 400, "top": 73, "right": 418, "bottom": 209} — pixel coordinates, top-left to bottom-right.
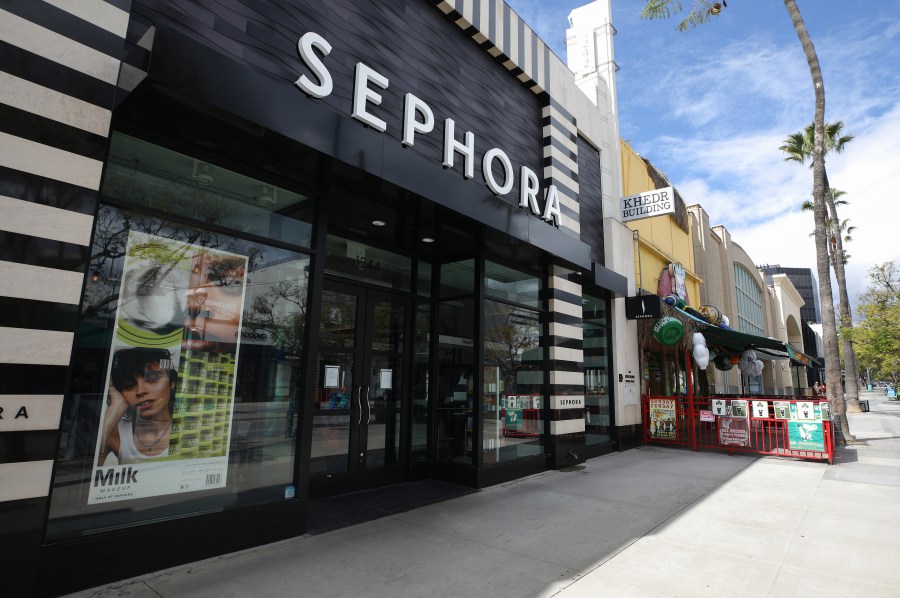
{"left": 620, "top": 186, "right": 674, "bottom": 223}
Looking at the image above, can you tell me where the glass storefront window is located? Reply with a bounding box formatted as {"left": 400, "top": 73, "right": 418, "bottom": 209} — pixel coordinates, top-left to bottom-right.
{"left": 104, "top": 133, "right": 314, "bottom": 247}
{"left": 417, "top": 261, "right": 432, "bottom": 298}
{"left": 436, "top": 299, "right": 474, "bottom": 464}
{"left": 325, "top": 235, "right": 412, "bottom": 291}
{"left": 484, "top": 260, "right": 541, "bottom": 308}
{"left": 47, "top": 202, "right": 310, "bottom": 538}
{"left": 440, "top": 259, "right": 475, "bottom": 297}
{"left": 482, "top": 300, "right": 544, "bottom": 464}
{"left": 583, "top": 293, "right": 612, "bottom": 445}
{"left": 411, "top": 302, "right": 431, "bottom": 461}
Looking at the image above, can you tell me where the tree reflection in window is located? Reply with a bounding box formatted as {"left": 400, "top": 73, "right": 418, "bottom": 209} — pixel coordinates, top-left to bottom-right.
{"left": 483, "top": 301, "right": 542, "bottom": 394}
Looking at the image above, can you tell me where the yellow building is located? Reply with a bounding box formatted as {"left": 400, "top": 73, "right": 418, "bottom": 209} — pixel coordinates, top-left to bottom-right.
{"left": 620, "top": 142, "right": 702, "bottom": 304}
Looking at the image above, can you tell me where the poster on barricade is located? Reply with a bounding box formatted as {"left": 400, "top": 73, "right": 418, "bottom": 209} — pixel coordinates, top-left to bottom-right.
{"left": 788, "top": 421, "right": 824, "bottom": 451}
{"left": 649, "top": 398, "right": 677, "bottom": 439}
{"left": 711, "top": 399, "right": 729, "bottom": 416}
{"left": 88, "top": 231, "right": 248, "bottom": 505}
{"left": 730, "top": 400, "right": 748, "bottom": 418}
{"left": 773, "top": 402, "right": 791, "bottom": 419}
{"left": 791, "top": 401, "right": 817, "bottom": 421}
{"left": 718, "top": 415, "right": 750, "bottom": 447}
{"left": 752, "top": 401, "right": 769, "bottom": 418}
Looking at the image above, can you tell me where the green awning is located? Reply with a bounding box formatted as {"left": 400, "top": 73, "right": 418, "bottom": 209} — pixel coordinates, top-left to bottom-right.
{"left": 673, "top": 307, "right": 821, "bottom": 368}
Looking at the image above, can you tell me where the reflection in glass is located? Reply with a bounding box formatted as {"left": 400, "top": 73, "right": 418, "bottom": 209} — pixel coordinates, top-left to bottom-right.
{"left": 411, "top": 302, "right": 431, "bottom": 461}
{"left": 584, "top": 293, "right": 612, "bottom": 445}
{"left": 311, "top": 290, "right": 357, "bottom": 476}
{"left": 440, "top": 259, "right": 474, "bottom": 297}
{"left": 103, "top": 133, "right": 313, "bottom": 247}
{"left": 436, "top": 299, "right": 474, "bottom": 464}
{"left": 484, "top": 260, "right": 542, "bottom": 308}
{"left": 482, "top": 300, "right": 543, "bottom": 464}
{"left": 365, "top": 299, "right": 405, "bottom": 468}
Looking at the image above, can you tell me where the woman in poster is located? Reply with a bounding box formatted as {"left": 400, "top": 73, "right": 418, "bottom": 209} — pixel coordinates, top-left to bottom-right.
{"left": 97, "top": 347, "right": 178, "bottom": 465}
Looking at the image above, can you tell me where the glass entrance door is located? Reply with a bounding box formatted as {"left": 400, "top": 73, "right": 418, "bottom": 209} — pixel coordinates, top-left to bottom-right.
{"left": 310, "top": 280, "right": 408, "bottom": 497}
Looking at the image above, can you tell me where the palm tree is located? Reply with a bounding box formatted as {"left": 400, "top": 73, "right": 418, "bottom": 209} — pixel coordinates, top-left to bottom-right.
{"left": 641, "top": 0, "right": 854, "bottom": 442}
{"left": 801, "top": 189, "right": 854, "bottom": 260}
{"left": 782, "top": 125, "right": 863, "bottom": 414}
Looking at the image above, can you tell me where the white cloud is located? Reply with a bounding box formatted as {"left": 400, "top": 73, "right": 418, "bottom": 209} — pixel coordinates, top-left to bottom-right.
{"left": 732, "top": 102, "right": 900, "bottom": 312}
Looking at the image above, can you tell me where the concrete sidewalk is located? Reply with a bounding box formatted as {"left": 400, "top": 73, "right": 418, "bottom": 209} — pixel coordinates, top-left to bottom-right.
{"left": 70, "top": 391, "right": 900, "bottom": 598}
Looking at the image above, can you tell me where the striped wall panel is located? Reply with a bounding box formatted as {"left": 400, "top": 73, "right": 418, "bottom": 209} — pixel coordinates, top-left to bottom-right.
{"left": 435, "top": 0, "right": 553, "bottom": 95}
{"left": 542, "top": 102, "right": 580, "bottom": 237}
{"left": 0, "top": 0, "right": 130, "bottom": 504}
{"left": 546, "top": 267, "right": 585, "bottom": 436}
{"left": 434, "top": 1, "right": 582, "bottom": 239}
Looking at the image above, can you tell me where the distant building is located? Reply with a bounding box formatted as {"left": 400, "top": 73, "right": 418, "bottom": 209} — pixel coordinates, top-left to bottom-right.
{"left": 759, "top": 265, "right": 821, "bottom": 324}
{"left": 760, "top": 265, "right": 824, "bottom": 385}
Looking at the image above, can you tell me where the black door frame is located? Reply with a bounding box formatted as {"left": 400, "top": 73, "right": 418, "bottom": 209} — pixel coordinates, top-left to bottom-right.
{"left": 308, "top": 278, "right": 413, "bottom": 498}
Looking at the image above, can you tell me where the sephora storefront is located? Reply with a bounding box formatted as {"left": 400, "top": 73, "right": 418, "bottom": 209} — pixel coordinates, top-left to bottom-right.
{"left": 1, "top": 1, "right": 629, "bottom": 594}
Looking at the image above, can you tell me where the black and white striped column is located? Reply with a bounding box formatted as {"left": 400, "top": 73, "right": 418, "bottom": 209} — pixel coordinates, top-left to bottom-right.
{"left": 547, "top": 267, "right": 585, "bottom": 466}
{"left": 0, "top": 0, "right": 129, "bottom": 592}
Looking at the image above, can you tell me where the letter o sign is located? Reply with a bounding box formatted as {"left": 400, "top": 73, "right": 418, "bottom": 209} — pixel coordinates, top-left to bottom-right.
{"left": 483, "top": 148, "right": 513, "bottom": 195}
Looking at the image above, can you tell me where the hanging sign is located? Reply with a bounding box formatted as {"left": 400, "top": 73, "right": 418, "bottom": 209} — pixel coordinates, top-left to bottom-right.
{"left": 620, "top": 187, "right": 674, "bottom": 223}
{"left": 625, "top": 295, "right": 662, "bottom": 320}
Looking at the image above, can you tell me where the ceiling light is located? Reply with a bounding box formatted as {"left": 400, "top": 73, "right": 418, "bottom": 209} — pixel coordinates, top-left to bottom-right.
{"left": 256, "top": 185, "right": 277, "bottom": 206}
{"left": 421, "top": 237, "right": 435, "bottom": 243}
{"left": 371, "top": 220, "right": 386, "bottom": 227}
{"left": 192, "top": 160, "right": 214, "bottom": 185}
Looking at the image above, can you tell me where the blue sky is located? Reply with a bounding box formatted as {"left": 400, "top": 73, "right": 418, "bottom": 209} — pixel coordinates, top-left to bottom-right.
{"left": 507, "top": 0, "right": 900, "bottom": 313}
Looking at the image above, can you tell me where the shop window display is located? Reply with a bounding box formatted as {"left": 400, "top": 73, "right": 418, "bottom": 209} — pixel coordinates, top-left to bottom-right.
{"left": 482, "top": 261, "right": 544, "bottom": 464}
{"left": 46, "top": 137, "right": 313, "bottom": 540}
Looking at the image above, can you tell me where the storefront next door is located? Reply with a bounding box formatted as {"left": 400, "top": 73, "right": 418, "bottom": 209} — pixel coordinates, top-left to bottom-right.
{"left": 309, "top": 280, "right": 410, "bottom": 498}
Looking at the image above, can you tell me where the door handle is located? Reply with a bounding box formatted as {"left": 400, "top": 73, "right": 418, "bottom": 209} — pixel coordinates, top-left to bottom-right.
{"left": 364, "top": 386, "right": 371, "bottom": 424}
{"left": 356, "top": 386, "right": 363, "bottom": 426}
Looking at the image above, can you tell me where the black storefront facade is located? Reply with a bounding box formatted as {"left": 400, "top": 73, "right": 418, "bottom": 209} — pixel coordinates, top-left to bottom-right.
{"left": 0, "top": 1, "right": 631, "bottom": 595}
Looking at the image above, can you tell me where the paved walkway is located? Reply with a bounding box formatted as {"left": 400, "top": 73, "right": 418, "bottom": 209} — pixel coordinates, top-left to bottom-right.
{"left": 71, "top": 390, "right": 900, "bottom": 598}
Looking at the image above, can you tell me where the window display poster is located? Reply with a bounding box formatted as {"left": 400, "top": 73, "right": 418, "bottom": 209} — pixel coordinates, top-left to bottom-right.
{"left": 788, "top": 421, "right": 825, "bottom": 451}
{"left": 649, "top": 398, "right": 677, "bottom": 439}
{"left": 719, "top": 415, "right": 750, "bottom": 447}
{"left": 88, "top": 231, "right": 248, "bottom": 505}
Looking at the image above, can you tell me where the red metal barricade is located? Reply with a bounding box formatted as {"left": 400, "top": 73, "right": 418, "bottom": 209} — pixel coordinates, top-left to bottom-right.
{"left": 642, "top": 395, "right": 833, "bottom": 463}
